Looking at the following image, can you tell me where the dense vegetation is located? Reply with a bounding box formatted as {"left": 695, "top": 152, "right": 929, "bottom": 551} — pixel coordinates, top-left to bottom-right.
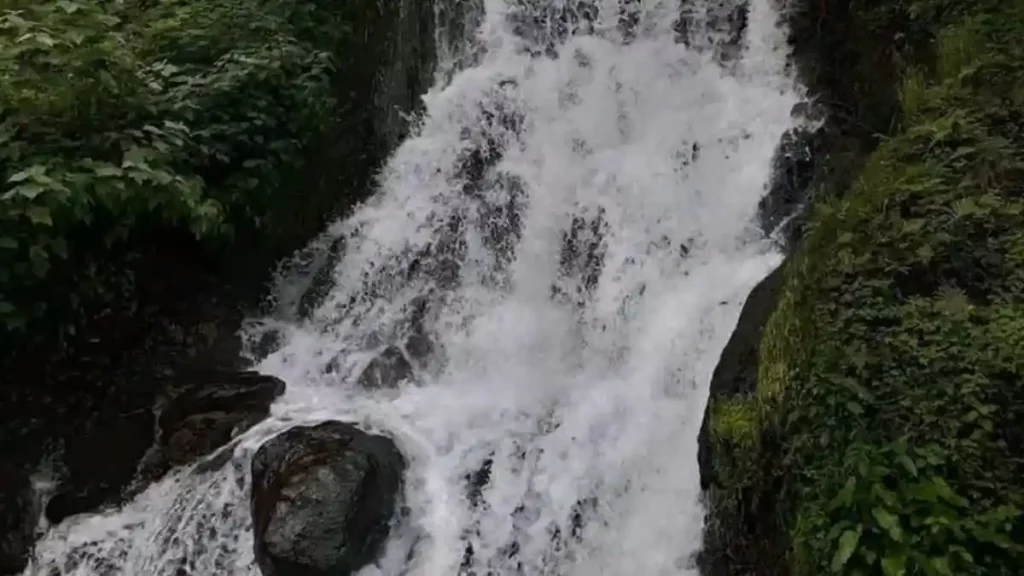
{"left": 0, "top": 0, "right": 398, "bottom": 355}
{"left": 705, "top": 0, "right": 1024, "bottom": 574}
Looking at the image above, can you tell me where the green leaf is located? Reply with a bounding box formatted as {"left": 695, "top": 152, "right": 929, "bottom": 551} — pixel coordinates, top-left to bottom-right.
{"left": 931, "top": 476, "right": 966, "bottom": 506}
{"left": 3, "top": 183, "right": 47, "bottom": 200}
{"left": 94, "top": 165, "right": 123, "bottom": 178}
{"left": 881, "top": 554, "right": 907, "bottom": 576}
{"left": 829, "top": 477, "right": 857, "bottom": 510}
{"left": 34, "top": 33, "right": 55, "bottom": 47}
{"left": 0, "top": 236, "right": 17, "bottom": 249}
{"left": 57, "top": 1, "right": 82, "bottom": 15}
{"left": 925, "top": 556, "right": 953, "bottom": 576}
{"left": 872, "top": 508, "right": 903, "bottom": 542}
{"left": 7, "top": 165, "right": 45, "bottom": 183}
{"left": 122, "top": 146, "right": 152, "bottom": 166}
{"left": 897, "top": 453, "right": 917, "bottom": 476}
{"left": 26, "top": 206, "right": 52, "bottom": 226}
{"left": 831, "top": 527, "right": 862, "bottom": 572}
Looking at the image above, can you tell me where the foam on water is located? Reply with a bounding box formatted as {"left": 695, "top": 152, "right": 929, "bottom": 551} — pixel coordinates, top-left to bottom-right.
{"left": 23, "top": 1, "right": 804, "bottom": 574}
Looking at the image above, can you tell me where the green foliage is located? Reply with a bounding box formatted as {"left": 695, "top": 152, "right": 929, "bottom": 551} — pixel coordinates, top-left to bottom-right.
{"left": 710, "top": 396, "right": 760, "bottom": 448}
{"left": 0, "top": 0, "right": 345, "bottom": 338}
{"left": 756, "top": 2, "right": 1024, "bottom": 574}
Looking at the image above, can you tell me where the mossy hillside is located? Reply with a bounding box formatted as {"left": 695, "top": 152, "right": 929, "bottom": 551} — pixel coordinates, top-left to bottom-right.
{"left": 705, "top": 1, "right": 1024, "bottom": 575}
{"left": 781, "top": 0, "right": 1011, "bottom": 240}
{"left": 717, "top": 2, "right": 1024, "bottom": 575}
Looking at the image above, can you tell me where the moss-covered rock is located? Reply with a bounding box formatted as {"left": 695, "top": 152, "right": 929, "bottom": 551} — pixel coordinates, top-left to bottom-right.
{"left": 699, "top": 264, "right": 790, "bottom": 576}
{"left": 703, "top": 1, "right": 1024, "bottom": 574}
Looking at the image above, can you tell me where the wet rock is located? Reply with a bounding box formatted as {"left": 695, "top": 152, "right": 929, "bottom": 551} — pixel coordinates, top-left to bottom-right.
{"left": 759, "top": 122, "right": 828, "bottom": 251}
{"left": 0, "top": 466, "right": 38, "bottom": 576}
{"left": 43, "top": 370, "right": 285, "bottom": 525}
{"left": 356, "top": 345, "right": 415, "bottom": 390}
{"left": 507, "top": 1, "right": 598, "bottom": 57}
{"left": 251, "top": 421, "right": 405, "bottom": 576}
{"left": 698, "top": 262, "right": 786, "bottom": 490}
{"left": 676, "top": 0, "right": 749, "bottom": 63}
{"left": 297, "top": 236, "right": 346, "bottom": 320}
{"left": 403, "top": 295, "right": 434, "bottom": 363}
{"left": 157, "top": 370, "right": 285, "bottom": 467}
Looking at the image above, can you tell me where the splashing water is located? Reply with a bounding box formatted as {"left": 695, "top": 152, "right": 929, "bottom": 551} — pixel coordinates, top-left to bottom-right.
{"left": 24, "top": 1, "right": 804, "bottom": 574}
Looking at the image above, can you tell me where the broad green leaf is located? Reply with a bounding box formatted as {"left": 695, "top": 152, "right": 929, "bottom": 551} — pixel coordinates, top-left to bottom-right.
{"left": 123, "top": 146, "right": 152, "bottom": 166}
{"left": 57, "top": 1, "right": 82, "bottom": 15}
{"left": 34, "top": 33, "right": 55, "bottom": 47}
{"left": 872, "top": 507, "right": 903, "bottom": 542}
{"left": 829, "top": 477, "right": 857, "bottom": 510}
{"left": 931, "top": 476, "right": 966, "bottom": 506}
{"left": 3, "top": 183, "right": 47, "bottom": 200}
{"left": 881, "top": 554, "right": 906, "bottom": 576}
{"left": 94, "top": 165, "right": 122, "bottom": 178}
{"left": 7, "top": 165, "right": 45, "bottom": 183}
{"left": 26, "top": 206, "right": 52, "bottom": 226}
{"left": 925, "top": 556, "right": 953, "bottom": 576}
{"left": 897, "top": 453, "right": 917, "bottom": 477}
{"left": 830, "top": 527, "right": 861, "bottom": 572}
{"left": 0, "top": 237, "right": 16, "bottom": 249}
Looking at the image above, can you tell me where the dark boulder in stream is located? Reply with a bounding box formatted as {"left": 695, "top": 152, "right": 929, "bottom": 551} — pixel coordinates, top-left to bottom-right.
{"left": 251, "top": 421, "right": 405, "bottom": 576}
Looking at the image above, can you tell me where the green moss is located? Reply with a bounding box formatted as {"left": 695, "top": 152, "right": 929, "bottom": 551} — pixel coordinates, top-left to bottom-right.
{"left": 703, "top": 392, "right": 788, "bottom": 576}
{"left": 710, "top": 396, "right": 760, "bottom": 447}
{"left": 755, "top": 2, "right": 1024, "bottom": 574}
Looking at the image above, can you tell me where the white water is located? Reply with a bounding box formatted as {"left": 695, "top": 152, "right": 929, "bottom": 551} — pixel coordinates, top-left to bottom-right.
{"left": 23, "top": 1, "right": 803, "bottom": 574}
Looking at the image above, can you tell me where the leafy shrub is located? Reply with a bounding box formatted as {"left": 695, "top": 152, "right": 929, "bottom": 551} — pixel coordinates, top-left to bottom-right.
{"left": 755, "top": 2, "right": 1024, "bottom": 574}
{"left": 0, "top": 0, "right": 342, "bottom": 340}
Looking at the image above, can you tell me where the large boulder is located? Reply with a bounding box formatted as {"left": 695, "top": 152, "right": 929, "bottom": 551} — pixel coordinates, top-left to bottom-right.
{"left": 251, "top": 421, "right": 406, "bottom": 576}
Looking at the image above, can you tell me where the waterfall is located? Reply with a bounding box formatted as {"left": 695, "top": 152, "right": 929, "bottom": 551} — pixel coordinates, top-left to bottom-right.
{"left": 23, "top": 1, "right": 803, "bottom": 574}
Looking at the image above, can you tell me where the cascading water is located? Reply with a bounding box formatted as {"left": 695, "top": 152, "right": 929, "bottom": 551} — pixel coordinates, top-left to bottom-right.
{"left": 22, "top": 1, "right": 804, "bottom": 574}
